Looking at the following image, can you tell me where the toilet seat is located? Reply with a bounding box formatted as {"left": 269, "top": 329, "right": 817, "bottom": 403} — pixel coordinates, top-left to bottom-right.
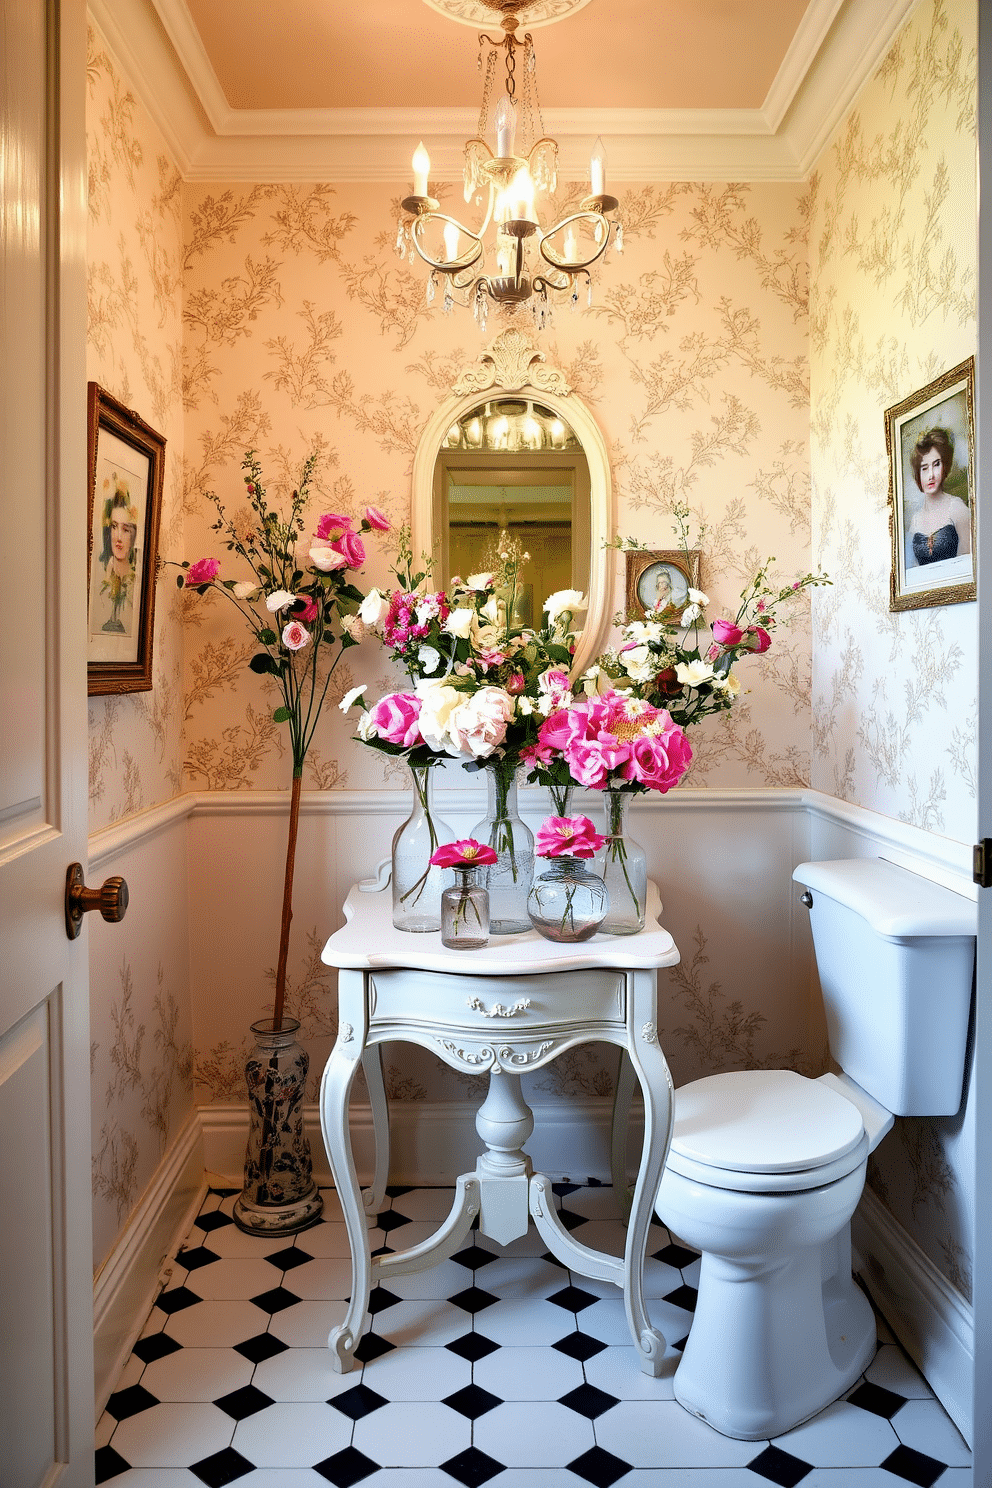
{"left": 666, "top": 1069, "right": 869, "bottom": 1194}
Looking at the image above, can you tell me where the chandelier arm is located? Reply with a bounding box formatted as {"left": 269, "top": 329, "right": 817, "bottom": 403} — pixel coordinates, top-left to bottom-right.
{"left": 411, "top": 211, "right": 486, "bottom": 274}
{"left": 537, "top": 210, "right": 614, "bottom": 273}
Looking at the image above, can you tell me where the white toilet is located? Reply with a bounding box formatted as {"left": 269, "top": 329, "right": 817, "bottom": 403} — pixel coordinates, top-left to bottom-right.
{"left": 655, "top": 857, "right": 976, "bottom": 1441}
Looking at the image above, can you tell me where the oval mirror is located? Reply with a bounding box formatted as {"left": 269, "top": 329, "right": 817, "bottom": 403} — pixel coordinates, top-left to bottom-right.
{"left": 411, "top": 332, "right": 613, "bottom": 674}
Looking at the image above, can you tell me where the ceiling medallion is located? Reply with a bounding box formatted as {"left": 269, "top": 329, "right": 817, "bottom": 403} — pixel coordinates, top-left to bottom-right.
{"left": 420, "top": 0, "right": 593, "bottom": 31}
{"left": 398, "top": 0, "right": 621, "bottom": 329}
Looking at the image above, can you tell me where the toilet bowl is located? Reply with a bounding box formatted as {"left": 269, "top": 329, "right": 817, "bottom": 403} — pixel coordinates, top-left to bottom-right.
{"left": 653, "top": 858, "right": 976, "bottom": 1442}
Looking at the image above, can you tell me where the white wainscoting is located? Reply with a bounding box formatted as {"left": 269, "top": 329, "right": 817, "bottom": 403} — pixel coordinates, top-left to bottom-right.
{"left": 89, "top": 785, "right": 976, "bottom": 1438}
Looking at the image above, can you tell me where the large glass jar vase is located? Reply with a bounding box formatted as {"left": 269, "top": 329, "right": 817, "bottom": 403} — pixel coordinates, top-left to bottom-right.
{"left": 527, "top": 856, "right": 609, "bottom": 943}
{"left": 234, "top": 1017, "right": 323, "bottom": 1235}
{"left": 600, "top": 788, "right": 648, "bottom": 935}
{"left": 470, "top": 759, "right": 535, "bottom": 934}
{"left": 392, "top": 761, "right": 455, "bottom": 932}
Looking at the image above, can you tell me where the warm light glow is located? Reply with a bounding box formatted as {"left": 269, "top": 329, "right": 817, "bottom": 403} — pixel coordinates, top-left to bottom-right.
{"left": 412, "top": 141, "right": 431, "bottom": 196}
{"left": 508, "top": 166, "right": 536, "bottom": 223}
{"left": 488, "top": 414, "right": 510, "bottom": 450}
{"left": 494, "top": 95, "right": 517, "bottom": 158}
{"left": 590, "top": 137, "right": 607, "bottom": 196}
{"left": 443, "top": 220, "right": 460, "bottom": 261}
{"left": 549, "top": 418, "right": 566, "bottom": 448}
{"left": 563, "top": 224, "right": 579, "bottom": 263}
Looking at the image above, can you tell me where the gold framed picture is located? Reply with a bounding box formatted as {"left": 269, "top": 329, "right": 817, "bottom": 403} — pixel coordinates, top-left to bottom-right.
{"left": 624, "top": 549, "right": 701, "bottom": 618}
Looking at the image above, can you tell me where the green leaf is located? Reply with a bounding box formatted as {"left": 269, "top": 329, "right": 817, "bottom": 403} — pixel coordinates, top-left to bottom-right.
{"left": 273, "top": 706, "right": 291, "bottom": 723}
{"left": 249, "top": 653, "right": 277, "bottom": 674}
{"left": 340, "top": 583, "right": 364, "bottom": 603}
{"left": 258, "top": 628, "right": 278, "bottom": 645}
{"left": 176, "top": 575, "right": 184, "bottom": 588}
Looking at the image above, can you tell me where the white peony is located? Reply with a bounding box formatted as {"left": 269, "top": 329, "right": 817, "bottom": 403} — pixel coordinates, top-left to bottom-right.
{"left": 443, "top": 606, "right": 475, "bottom": 639}
{"left": 415, "top": 682, "right": 465, "bottom": 754}
{"left": 309, "top": 543, "right": 348, "bottom": 572}
{"left": 358, "top": 587, "right": 390, "bottom": 628}
{"left": 621, "top": 644, "right": 655, "bottom": 683}
{"left": 265, "top": 590, "right": 296, "bottom": 613}
{"left": 480, "top": 596, "right": 501, "bottom": 624}
{"left": 543, "top": 589, "right": 588, "bottom": 626}
{"left": 445, "top": 687, "right": 515, "bottom": 760}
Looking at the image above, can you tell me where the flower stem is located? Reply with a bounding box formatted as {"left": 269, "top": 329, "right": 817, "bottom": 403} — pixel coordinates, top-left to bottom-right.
{"left": 272, "top": 770, "right": 302, "bottom": 1031}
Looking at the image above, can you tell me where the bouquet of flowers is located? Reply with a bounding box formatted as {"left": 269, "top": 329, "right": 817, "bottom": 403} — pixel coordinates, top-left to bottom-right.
{"left": 176, "top": 448, "right": 389, "bottom": 1028}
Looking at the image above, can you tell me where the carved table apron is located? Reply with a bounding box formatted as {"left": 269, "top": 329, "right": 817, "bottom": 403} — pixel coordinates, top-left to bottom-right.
{"left": 319, "top": 881, "right": 680, "bottom": 1376}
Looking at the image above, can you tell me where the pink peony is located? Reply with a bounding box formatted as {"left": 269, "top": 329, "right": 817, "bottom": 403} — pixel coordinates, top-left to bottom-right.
{"left": 282, "top": 620, "right": 310, "bottom": 651}
{"left": 430, "top": 839, "right": 498, "bottom": 868}
{"left": 369, "top": 692, "right": 423, "bottom": 749}
{"left": 186, "top": 557, "right": 220, "bottom": 586}
{"left": 711, "top": 618, "right": 744, "bottom": 647}
{"left": 364, "top": 505, "right": 390, "bottom": 531}
{"left": 535, "top": 815, "right": 608, "bottom": 859}
{"left": 316, "top": 512, "right": 354, "bottom": 541}
{"left": 745, "top": 625, "right": 772, "bottom": 653}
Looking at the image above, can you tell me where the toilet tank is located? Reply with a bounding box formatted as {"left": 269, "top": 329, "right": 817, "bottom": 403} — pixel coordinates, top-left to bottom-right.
{"left": 793, "top": 859, "right": 975, "bottom": 1117}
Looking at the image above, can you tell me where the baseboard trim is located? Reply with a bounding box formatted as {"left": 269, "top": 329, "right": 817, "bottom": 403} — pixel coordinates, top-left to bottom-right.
{"left": 92, "top": 1111, "right": 205, "bottom": 1416}
{"left": 854, "top": 1186, "right": 973, "bottom": 1446}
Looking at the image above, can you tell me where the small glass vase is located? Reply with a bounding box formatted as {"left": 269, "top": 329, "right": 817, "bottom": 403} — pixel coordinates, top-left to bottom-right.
{"left": 470, "top": 759, "right": 535, "bottom": 934}
{"left": 233, "top": 1017, "right": 323, "bottom": 1235}
{"left": 527, "top": 856, "right": 609, "bottom": 943}
{"left": 392, "top": 761, "right": 455, "bottom": 932}
{"left": 441, "top": 867, "right": 490, "bottom": 949}
{"left": 600, "top": 789, "right": 648, "bottom": 934}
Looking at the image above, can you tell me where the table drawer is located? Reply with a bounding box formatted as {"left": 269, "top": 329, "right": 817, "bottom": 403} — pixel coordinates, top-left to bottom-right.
{"left": 368, "top": 966, "right": 626, "bottom": 1030}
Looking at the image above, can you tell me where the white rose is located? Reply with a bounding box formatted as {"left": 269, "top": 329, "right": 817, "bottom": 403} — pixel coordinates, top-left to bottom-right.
{"left": 338, "top": 684, "right": 367, "bottom": 713}
{"left": 415, "top": 682, "right": 464, "bottom": 754}
{"left": 543, "top": 589, "right": 588, "bottom": 626}
{"left": 265, "top": 590, "right": 296, "bottom": 613}
{"left": 443, "top": 606, "right": 475, "bottom": 639}
{"left": 356, "top": 710, "right": 378, "bottom": 740}
{"left": 687, "top": 587, "right": 709, "bottom": 606}
{"left": 681, "top": 603, "right": 703, "bottom": 626}
{"left": 358, "top": 588, "right": 390, "bottom": 628}
{"left": 446, "top": 686, "right": 515, "bottom": 760}
{"left": 233, "top": 580, "right": 259, "bottom": 600}
{"left": 309, "top": 543, "right": 347, "bottom": 572}
{"left": 676, "top": 659, "right": 716, "bottom": 687}
{"left": 418, "top": 644, "right": 441, "bottom": 675}
{"left": 464, "top": 572, "right": 494, "bottom": 591}
{"left": 621, "top": 643, "right": 654, "bottom": 682}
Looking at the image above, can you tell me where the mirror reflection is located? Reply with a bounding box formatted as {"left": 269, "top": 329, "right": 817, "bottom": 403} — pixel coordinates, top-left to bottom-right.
{"left": 433, "top": 398, "right": 591, "bottom": 627}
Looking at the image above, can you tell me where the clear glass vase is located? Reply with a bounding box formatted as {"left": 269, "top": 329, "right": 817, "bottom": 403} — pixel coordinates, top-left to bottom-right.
{"left": 527, "top": 855, "right": 609, "bottom": 943}
{"left": 234, "top": 1017, "right": 323, "bottom": 1235}
{"left": 470, "top": 759, "right": 535, "bottom": 934}
{"left": 392, "top": 761, "right": 455, "bottom": 932}
{"left": 600, "top": 788, "right": 648, "bottom": 935}
{"left": 441, "top": 867, "right": 490, "bottom": 950}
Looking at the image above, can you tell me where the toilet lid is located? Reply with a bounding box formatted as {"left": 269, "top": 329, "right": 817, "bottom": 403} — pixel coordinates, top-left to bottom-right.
{"left": 669, "top": 1069, "right": 866, "bottom": 1174}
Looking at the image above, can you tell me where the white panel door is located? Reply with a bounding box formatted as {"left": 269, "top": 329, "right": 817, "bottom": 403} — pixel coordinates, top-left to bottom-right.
{"left": 0, "top": 0, "right": 94, "bottom": 1484}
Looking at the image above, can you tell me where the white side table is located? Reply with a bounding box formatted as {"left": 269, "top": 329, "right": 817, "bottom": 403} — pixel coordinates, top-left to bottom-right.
{"left": 319, "top": 881, "right": 680, "bottom": 1376}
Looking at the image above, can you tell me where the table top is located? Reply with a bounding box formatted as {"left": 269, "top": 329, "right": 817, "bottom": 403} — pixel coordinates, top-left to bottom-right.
{"left": 321, "top": 881, "right": 680, "bottom": 975}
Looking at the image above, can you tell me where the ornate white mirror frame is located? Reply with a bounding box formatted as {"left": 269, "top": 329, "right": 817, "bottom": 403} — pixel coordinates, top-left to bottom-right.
{"left": 411, "top": 328, "right": 614, "bottom": 676}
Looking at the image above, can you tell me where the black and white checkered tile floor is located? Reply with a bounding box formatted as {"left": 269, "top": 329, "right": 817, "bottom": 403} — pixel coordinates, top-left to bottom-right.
{"left": 96, "top": 1183, "right": 972, "bottom": 1486}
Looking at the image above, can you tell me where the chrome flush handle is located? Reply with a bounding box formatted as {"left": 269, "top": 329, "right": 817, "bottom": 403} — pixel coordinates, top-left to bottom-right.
{"left": 799, "top": 889, "right": 813, "bottom": 909}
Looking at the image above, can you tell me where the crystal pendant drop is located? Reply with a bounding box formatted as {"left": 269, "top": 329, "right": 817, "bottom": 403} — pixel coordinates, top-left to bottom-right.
{"left": 395, "top": 219, "right": 405, "bottom": 256}
{"left": 615, "top": 222, "right": 624, "bottom": 254}
{"left": 587, "top": 280, "right": 594, "bottom": 307}
{"left": 443, "top": 284, "right": 454, "bottom": 315}
{"left": 426, "top": 270, "right": 437, "bottom": 305}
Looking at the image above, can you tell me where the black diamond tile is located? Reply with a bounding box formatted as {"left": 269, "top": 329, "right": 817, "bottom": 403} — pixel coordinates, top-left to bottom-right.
{"left": 367, "top": 1285, "right": 403, "bottom": 1315}
{"left": 131, "top": 1331, "right": 182, "bottom": 1364}
{"left": 557, "top": 1206, "right": 590, "bottom": 1232}
{"left": 446, "top": 1331, "right": 500, "bottom": 1363}
{"left": 558, "top": 1382, "right": 620, "bottom": 1420}
{"left": 214, "top": 1383, "right": 275, "bottom": 1420}
{"left": 847, "top": 1380, "right": 908, "bottom": 1418}
{"left": 249, "top": 1285, "right": 301, "bottom": 1314}
{"left": 234, "top": 1332, "right": 289, "bottom": 1364}
{"left": 548, "top": 1284, "right": 598, "bottom": 1313}
{"left": 879, "top": 1444, "right": 949, "bottom": 1488}
{"left": 265, "top": 1245, "right": 314, "bottom": 1271}
{"left": 95, "top": 1445, "right": 131, "bottom": 1483}
{"left": 209, "top": 1187, "right": 239, "bottom": 1197}
{"left": 453, "top": 1244, "right": 497, "bottom": 1272}
{"left": 189, "top": 1445, "right": 256, "bottom": 1486}
{"left": 652, "top": 1242, "right": 698, "bottom": 1269}
{"left": 440, "top": 1445, "right": 506, "bottom": 1486}
{"left": 176, "top": 1245, "right": 222, "bottom": 1271}
{"left": 442, "top": 1383, "right": 502, "bottom": 1419}
{"left": 672, "top": 1334, "right": 689, "bottom": 1352}
{"left": 541, "top": 1249, "right": 568, "bottom": 1268}
{"left": 385, "top": 1183, "right": 414, "bottom": 1198}
{"left": 746, "top": 1444, "right": 814, "bottom": 1487}
{"left": 155, "top": 1285, "right": 202, "bottom": 1315}
{"left": 195, "top": 1209, "right": 234, "bottom": 1234}
{"left": 376, "top": 1209, "right": 412, "bottom": 1233}
{"left": 552, "top": 1181, "right": 581, "bottom": 1196}
{"left": 105, "top": 1384, "right": 159, "bottom": 1420}
{"left": 553, "top": 1330, "right": 607, "bottom": 1362}
{"left": 662, "top": 1283, "right": 698, "bottom": 1312}
{"left": 449, "top": 1285, "right": 498, "bottom": 1315}
{"left": 353, "top": 1331, "right": 396, "bottom": 1363}
{"left": 331, "top": 1384, "right": 389, "bottom": 1420}
{"left": 567, "top": 1444, "right": 633, "bottom": 1486}
{"left": 313, "top": 1446, "right": 382, "bottom": 1486}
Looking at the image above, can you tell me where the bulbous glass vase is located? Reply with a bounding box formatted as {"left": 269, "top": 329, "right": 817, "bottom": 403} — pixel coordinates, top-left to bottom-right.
{"left": 527, "top": 855, "right": 609, "bottom": 943}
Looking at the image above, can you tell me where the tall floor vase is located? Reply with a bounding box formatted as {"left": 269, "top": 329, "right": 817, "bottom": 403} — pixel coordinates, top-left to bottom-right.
{"left": 471, "top": 759, "right": 534, "bottom": 934}
{"left": 600, "top": 789, "right": 648, "bottom": 935}
{"left": 392, "top": 761, "right": 455, "bottom": 932}
{"left": 233, "top": 1017, "right": 323, "bottom": 1235}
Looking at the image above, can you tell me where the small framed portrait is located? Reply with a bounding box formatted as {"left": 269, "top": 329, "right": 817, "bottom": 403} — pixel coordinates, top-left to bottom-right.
{"left": 86, "top": 383, "right": 166, "bottom": 694}
{"left": 885, "top": 358, "right": 975, "bottom": 613}
{"left": 625, "top": 549, "right": 701, "bottom": 618}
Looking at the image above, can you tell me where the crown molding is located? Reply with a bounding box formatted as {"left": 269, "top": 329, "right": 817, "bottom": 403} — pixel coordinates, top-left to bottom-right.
{"left": 89, "top": 0, "right": 916, "bottom": 183}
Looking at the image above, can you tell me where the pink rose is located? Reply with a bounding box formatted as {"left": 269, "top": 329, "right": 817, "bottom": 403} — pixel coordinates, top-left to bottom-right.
{"left": 565, "top": 735, "right": 631, "bottom": 789}
{"left": 430, "top": 839, "right": 498, "bottom": 868}
{"left": 334, "top": 530, "right": 366, "bottom": 568}
{"left": 745, "top": 625, "right": 772, "bottom": 653}
{"left": 620, "top": 726, "right": 692, "bottom": 794}
{"left": 294, "top": 596, "right": 319, "bottom": 624}
{"left": 316, "top": 512, "right": 354, "bottom": 540}
{"left": 282, "top": 620, "right": 310, "bottom": 651}
{"left": 538, "top": 706, "right": 589, "bottom": 752}
{"left": 711, "top": 618, "right": 744, "bottom": 647}
{"left": 364, "top": 505, "right": 390, "bottom": 532}
{"left": 369, "top": 692, "right": 423, "bottom": 749}
{"left": 535, "top": 815, "right": 608, "bottom": 860}
{"left": 186, "top": 557, "right": 220, "bottom": 586}
{"left": 309, "top": 543, "right": 348, "bottom": 572}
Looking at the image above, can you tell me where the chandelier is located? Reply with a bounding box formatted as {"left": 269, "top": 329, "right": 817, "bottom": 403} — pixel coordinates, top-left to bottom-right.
{"left": 396, "top": 0, "right": 622, "bottom": 329}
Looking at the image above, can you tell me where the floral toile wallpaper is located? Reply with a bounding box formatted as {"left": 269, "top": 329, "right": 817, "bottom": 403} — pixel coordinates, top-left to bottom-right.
{"left": 809, "top": 0, "right": 977, "bottom": 1300}
{"left": 85, "top": 0, "right": 977, "bottom": 1308}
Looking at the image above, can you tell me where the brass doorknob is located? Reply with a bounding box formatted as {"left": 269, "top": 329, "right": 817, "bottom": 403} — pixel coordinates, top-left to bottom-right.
{"left": 65, "top": 863, "right": 129, "bottom": 940}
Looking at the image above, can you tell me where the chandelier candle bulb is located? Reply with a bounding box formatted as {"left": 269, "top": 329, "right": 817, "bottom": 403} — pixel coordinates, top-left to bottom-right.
{"left": 590, "top": 137, "right": 607, "bottom": 197}
{"left": 412, "top": 141, "right": 431, "bottom": 197}
{"left": 495, "top": 95, "right": 517, "bottom": 157}
{"left": 443, "top": 220, "right": 460, "bottom": 262}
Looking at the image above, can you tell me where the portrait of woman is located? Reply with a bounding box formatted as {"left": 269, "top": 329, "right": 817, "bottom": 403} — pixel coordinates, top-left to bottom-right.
{"left": 637, "top": 560, "right": 688, "bottom": 615}
{"left": 91, "top": 474, "right": 139, "bottom": 637}
{"left": 906, "top": 427, "right": 971, "bottom": 569}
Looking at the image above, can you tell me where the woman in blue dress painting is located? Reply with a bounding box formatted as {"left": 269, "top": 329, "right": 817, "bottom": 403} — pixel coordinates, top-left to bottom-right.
{"left": 907, "top": 427, "right": 971, "bottom": 567}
